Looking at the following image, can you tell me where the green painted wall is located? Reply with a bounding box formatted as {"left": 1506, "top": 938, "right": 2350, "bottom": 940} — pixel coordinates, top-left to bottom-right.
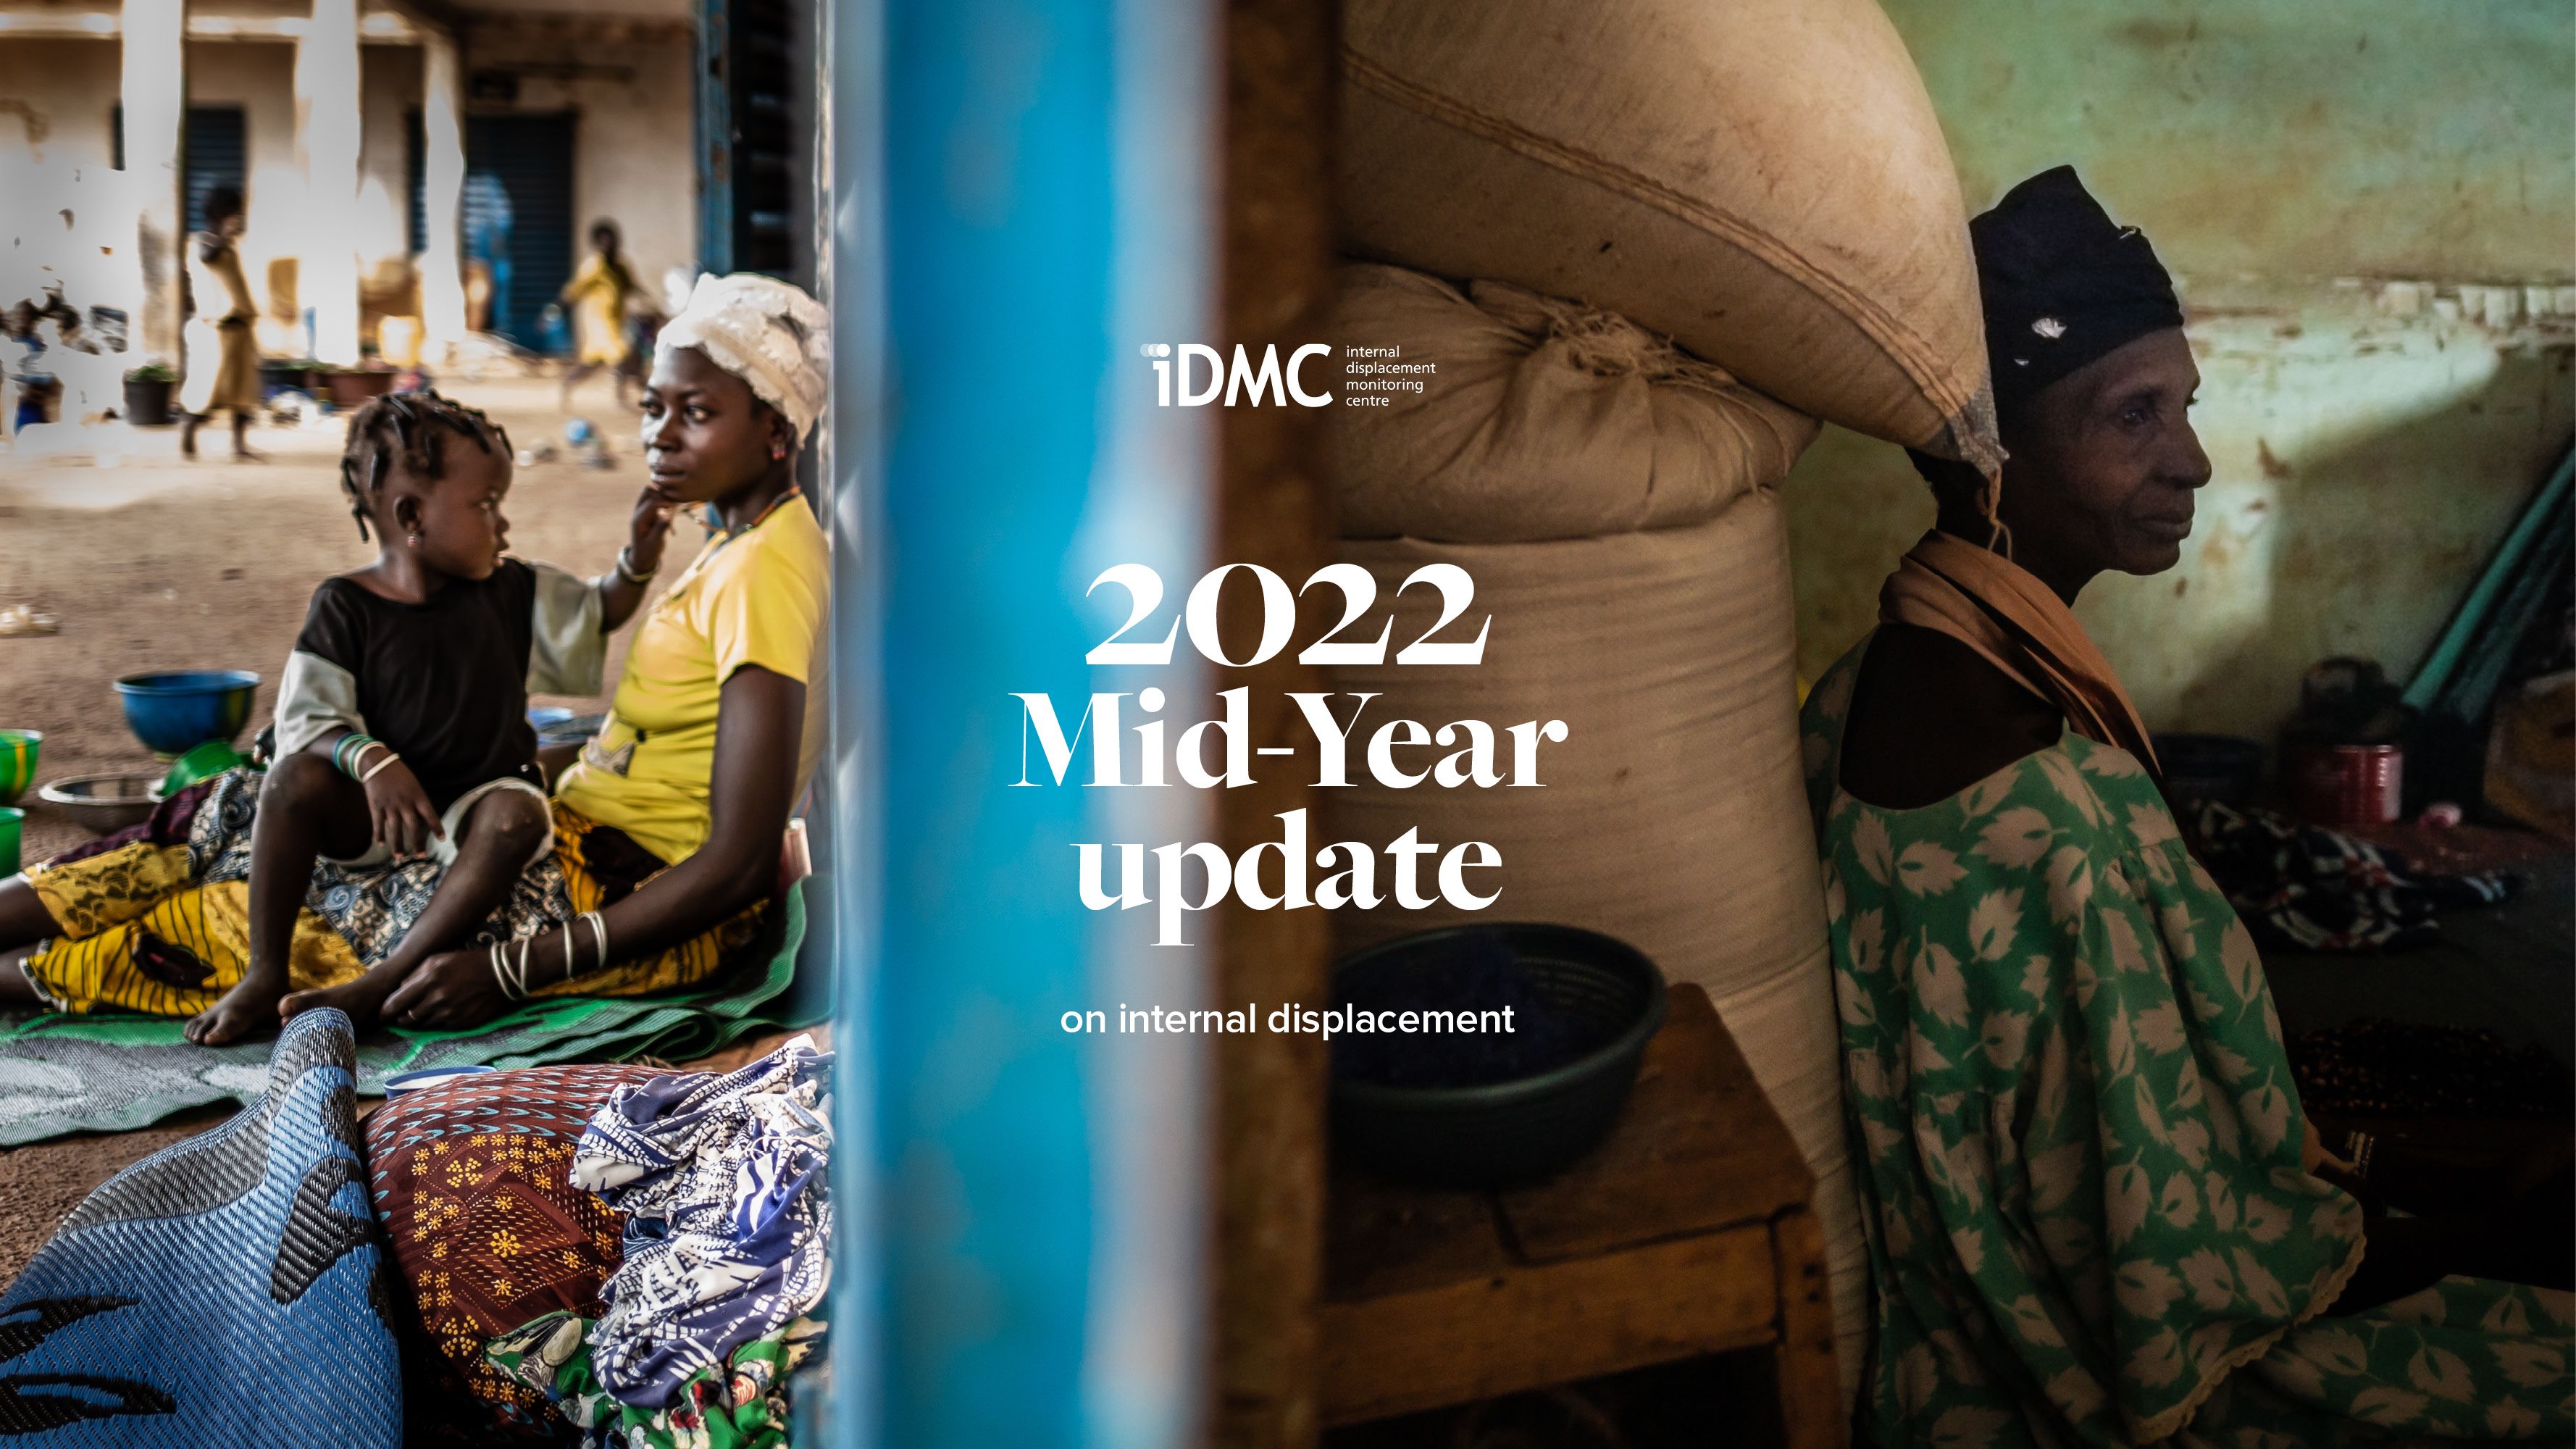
{"left": 1784, "top": 0, "right": 2576, "bottom": 743}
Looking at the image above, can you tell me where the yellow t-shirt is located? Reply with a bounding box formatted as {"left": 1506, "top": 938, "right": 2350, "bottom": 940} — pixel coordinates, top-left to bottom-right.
{"left": 555, "top": 494, "right": 829, "bottom": 864}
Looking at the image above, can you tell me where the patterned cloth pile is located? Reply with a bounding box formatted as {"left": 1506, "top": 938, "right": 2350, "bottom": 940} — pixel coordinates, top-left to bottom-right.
{"left": 485, "top": 1309, "right": 823, "bottom": 1449}
{"left": 477, "top": 1036, "right": 833, "bottom": 1446}
{"left": 364, "top": 1061, "right": 666, "bottom": 1443}
{"left": 2186, "top": 800, "right": 2518, "bottom": 952}
{"left": 570, "top": 1036, "right": 833, "bottom": 1403}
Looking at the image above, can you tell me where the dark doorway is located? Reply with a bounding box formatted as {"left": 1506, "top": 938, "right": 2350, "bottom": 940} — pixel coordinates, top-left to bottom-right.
{"left": 462, "top": 112, "right": 577, "bottom": 350}
{"left": 109, "top": 105, "right": 246, "bottom": 235}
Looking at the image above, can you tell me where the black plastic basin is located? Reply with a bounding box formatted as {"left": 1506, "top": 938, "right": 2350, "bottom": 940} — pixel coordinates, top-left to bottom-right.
{"left": 1329, "top": 922, "right": 1668, "bottom": 1188}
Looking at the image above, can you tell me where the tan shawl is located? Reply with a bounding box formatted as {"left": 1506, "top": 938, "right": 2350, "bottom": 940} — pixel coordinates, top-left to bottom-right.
{"left": 1878, "top": 530, "right": 2162, "bottom": 774}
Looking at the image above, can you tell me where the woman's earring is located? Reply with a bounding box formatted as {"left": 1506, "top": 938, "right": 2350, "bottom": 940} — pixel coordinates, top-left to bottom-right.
{"left": 407, "top": 531, "right": 422, "bottom": 547}
{"left": 771, "top": 443, "right": 787, "bottom": 461}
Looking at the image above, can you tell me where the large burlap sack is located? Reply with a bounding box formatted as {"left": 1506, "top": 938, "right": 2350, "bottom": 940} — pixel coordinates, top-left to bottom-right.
{"left": 1326, "top": 267, "right": 1867, "bottom": 1392}
{"left": 1331, "top": 264, "right": 1816, "bottom": 540}
{"left": 1339, "top": 0, "right": 1999, "bottom": 473}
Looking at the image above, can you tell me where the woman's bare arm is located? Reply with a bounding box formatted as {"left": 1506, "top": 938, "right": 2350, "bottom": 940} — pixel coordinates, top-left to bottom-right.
{"left": 380, "top": 664, "right": 805, "bottom": 1025}
{"left": 574, "top": 664, "right": 803, "bottom": 964}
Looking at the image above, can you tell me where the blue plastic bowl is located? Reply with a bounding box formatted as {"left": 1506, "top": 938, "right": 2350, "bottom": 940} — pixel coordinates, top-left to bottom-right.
{"left": 114, "top": 669, "right": 261, "bottom": 755}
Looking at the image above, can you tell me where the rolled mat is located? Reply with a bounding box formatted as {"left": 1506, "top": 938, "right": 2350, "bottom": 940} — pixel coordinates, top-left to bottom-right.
{"left": 0, "top": 880, "right": 814, "bottom": 1146}
{"left": 0, "top": 1007, "right": 401, "bottom": 1442}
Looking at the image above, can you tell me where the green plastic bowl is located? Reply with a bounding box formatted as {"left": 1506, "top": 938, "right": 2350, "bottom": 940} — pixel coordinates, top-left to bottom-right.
{"left": 158, "top": 739, "right": 249, "bottom": 798}
{"left": 0, "top": 806, "right": 20, "bottom": 876}
{"left": 0, "top": 730, "right": 38, "bottom": 805}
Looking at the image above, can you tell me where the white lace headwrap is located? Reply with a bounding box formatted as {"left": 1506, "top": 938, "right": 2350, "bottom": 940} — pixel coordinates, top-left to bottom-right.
{"left": 656, "top": 272, "right": 830, "bottom": 443}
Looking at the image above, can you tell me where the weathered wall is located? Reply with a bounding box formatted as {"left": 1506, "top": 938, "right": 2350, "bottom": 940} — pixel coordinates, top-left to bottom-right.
{"left": 1784, "top": 0, "right": 2576, "bottom": 741}
{"left": 0, "top": 24, "right": 692, "bottom": 342}
{"left": 0, "top": 39, "right": 127, "bottom": 308}
{"left": 463, "top": 30, "right": 698, "bottom": 301}
{"left": 358, "top": 44, "right": 423, "bottom": 268}
{"left": 0, "top": 38, "right": 119, "bottom": 172}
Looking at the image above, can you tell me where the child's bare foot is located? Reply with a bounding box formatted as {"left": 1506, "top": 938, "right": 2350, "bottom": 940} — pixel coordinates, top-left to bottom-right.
{"left": 184, "top": 974, "right": 286, "bottom": 1045}
{"left": 279, "top": 971, "right": 403, "bottom": 1033}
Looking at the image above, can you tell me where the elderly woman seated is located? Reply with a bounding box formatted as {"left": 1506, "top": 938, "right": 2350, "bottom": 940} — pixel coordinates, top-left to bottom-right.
{"left": 1803, "top": 168, "right": 2572, "bottom": 1446}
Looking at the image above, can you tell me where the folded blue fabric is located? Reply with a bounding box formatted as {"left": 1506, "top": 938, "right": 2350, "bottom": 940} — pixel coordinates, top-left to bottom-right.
{"left": 0, "top": 1009, "right": 401, "bottom": 1443}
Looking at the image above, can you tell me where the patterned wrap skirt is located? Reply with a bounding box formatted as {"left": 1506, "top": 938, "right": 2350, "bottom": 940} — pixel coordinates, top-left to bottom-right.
{"left": 17, "top": 768, "right": 763, "bottom": 1016}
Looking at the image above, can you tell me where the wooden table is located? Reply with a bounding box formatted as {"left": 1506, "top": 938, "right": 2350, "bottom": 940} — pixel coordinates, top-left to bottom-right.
{"left": 1319, "top": 983, "right": 1843, "bottom": 1448}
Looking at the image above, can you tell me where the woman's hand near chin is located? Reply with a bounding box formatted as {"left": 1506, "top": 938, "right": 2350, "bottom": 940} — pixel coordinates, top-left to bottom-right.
{"left": 628, "top": 482, "right": 675, "bottom": 573}
{"left": 380, "top": 948, "right": 513, "bottom": 1030}
{"left": 601, "top": 483, "right": 680, "bottom": 630}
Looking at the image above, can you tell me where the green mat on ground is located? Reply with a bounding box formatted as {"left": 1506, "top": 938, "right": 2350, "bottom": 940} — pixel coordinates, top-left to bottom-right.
{"left": 0, "top": 879, "right": 816, "bottom": 1145}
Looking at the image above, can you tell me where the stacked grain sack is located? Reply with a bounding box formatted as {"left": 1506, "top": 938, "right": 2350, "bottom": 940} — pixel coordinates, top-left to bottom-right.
{"left": 1330, "top": 0, "right": 1997, "bottom": 1398}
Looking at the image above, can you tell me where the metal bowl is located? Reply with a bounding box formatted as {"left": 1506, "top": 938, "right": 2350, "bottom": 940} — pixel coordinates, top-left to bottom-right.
{"left": 38, "top": 772, "right": 161, "bottom": 835}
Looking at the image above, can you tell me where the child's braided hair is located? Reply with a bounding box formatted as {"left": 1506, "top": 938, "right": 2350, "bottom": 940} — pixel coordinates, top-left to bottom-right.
{"left": 336, "top": 389, "right": 510, "bottom": 541}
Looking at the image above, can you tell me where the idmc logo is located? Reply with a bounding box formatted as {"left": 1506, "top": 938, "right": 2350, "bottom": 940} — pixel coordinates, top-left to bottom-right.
{"left": 1142, "top": 343, "right": 1335, "bottom": 407}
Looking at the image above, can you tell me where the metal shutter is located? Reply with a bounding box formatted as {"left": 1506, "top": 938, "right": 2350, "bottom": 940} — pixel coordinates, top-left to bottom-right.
{"left": 462, "top": 113, "right": 576, "bottom": 350}
{"left": 108, "top": 104, "right": 246, "bottom": 235}
{"left": 181, "top": 107, "right": 246, "bottom": 234}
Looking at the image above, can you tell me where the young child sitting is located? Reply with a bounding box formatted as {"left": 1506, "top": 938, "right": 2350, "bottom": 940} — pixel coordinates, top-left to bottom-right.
{"left": 182, "top": 390, "right": 674, "bottom": 1043}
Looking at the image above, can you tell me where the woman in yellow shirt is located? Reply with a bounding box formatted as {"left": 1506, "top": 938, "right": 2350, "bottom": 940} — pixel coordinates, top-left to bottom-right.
{"left": 364, "top": 273, "right": 831, "bottom": 1027}
{"left": 0, "top": 273, "right": 831, "bottom": 1034}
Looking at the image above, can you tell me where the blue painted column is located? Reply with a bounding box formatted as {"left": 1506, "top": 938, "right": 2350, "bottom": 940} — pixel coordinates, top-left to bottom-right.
{"left": 823, "top": 0, "right": 1217, "bottom": 1442}
{"left": 696, "top": 0, "right": 735, "bottom": 275}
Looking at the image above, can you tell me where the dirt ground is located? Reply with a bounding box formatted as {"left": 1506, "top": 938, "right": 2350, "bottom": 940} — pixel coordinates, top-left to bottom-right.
{"left": 0, "top": 371, "right": 696, "bottom": 1282}
{"left": 0, "top": 373, "right": 656, "bottom": 863}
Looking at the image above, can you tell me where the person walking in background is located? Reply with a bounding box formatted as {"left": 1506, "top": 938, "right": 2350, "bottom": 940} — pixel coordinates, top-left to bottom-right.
{"left": 180, "top": 185, "right": 262, "bottom": 461}
{"left": 559, "top": 220, "right": 641, "bottom": 412}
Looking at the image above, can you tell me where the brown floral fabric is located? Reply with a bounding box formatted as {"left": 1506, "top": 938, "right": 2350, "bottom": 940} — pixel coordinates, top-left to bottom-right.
{"left": 364, "top": 1062, "right": 667, "bottom": 1443}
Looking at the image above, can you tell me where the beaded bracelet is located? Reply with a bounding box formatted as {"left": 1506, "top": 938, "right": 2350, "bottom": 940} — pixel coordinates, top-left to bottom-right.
{"left": 333, "top": 732, "right": 379, "bottom": 777}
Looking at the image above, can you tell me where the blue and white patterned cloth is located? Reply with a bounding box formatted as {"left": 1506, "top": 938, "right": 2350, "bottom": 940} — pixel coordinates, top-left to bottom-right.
{"left": 569, "top": 1035, "right": 833, "bottom": 1408}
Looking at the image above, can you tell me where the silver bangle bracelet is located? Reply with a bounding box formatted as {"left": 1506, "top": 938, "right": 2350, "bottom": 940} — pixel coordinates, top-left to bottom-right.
{"left": 615, "top": 546, "right": 657, "bottom": 585}
{"left": 580, "top": 911, "right": 609, "bottom": 976}
{"left": 487, "top": 941, "right": 519, "bottom": 1001}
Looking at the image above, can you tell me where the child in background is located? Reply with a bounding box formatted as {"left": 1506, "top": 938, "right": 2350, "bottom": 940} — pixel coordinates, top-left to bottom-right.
{"left": 182, "top": 390, "right": 676, "bottom": 1043}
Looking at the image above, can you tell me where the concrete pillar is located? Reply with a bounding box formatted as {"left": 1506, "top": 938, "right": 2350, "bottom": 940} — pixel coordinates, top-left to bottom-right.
{"left": 295, "top": 0, "right": 363, "bottom": 364}
{"left": 417, "top": 28, "right": 468, "bottom": 359}
{"left": 120, "top": 0, "right": 187, "bottom": 362}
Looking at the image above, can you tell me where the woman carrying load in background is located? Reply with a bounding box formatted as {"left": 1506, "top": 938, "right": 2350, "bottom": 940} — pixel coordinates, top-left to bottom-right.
{"left": 0, "top": 274, "right": 832, "bottom": 1036}
{"left": 559, "top": 220, "right": 643, "bottom": 413}
{"left": 1802, "top": 168, "right": 2572, "bottom": 1445}
{"left": 180, "top": 184, "right": 262, "bottom": 461}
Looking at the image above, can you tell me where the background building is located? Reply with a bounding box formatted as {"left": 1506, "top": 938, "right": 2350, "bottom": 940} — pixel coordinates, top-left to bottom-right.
{"left": 0, "top": 0, "right": 814, "bottom": 367}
